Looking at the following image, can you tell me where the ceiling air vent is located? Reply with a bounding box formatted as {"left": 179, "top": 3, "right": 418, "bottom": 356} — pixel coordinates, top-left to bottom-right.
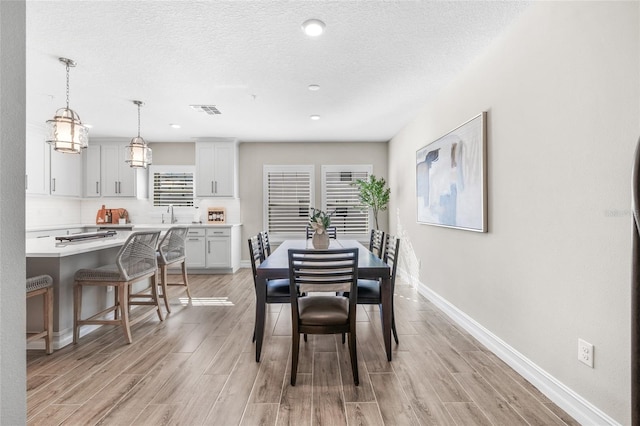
{"left": 190, "top": 105, "right": 221, "bottom": 115}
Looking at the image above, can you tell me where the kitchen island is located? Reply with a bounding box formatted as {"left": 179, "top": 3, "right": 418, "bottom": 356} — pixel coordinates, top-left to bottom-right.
{"left": 26, "top": 230, "right": 134, "bottom": 349}
{"left": 26, "top": 223, "right": 242, "bottom": 349}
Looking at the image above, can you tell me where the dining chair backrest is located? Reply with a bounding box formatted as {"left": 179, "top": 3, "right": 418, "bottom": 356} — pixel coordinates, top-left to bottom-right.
{"left": 288, "top": 248, "right": 358, "bottom": 297}
{"left": 248, "top": 234, "right": 265, "bottom": 280}
{"left": 157, "top": 226, "right": 189, "bottom": 264}
{"left": 384, "top": 234, "right": 400, "bottom": 284}
{"left": 259, "top": 230, "right": 271, "bottom": 257}
{"left": 116, "top": 231, "right": 161, "bottom": 281}
{"left": 305, "top": 226, "right": 337, "bottom": 239}
{"left": 369, "top": 229, "right": 386, "bottom": 259}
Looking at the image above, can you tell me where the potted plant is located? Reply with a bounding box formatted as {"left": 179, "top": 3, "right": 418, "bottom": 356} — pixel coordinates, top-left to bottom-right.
{"left": 353, "top": 175, "right": 390, "bottom": 230}
{"left": 118, "top": 210, "right": 127, "bottom": 225}
{"left": 309, "top": 207, "right": 334, "bottom": 249}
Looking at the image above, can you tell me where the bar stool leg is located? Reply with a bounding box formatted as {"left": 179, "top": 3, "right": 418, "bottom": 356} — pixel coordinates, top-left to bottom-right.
{"left": 119, "top": 283, "right": 133, "bottom": 344}
{"left": 181, "top": 261, "right": 191, "bottom": 299}
{"left": 160, "top": 265, "right": 171, "bottom": 313}
{"left": 151, "top": 273, "right": 164, "bottom": 321}
{"left": 73, "top": 283, "right": 82, "bottom": 344}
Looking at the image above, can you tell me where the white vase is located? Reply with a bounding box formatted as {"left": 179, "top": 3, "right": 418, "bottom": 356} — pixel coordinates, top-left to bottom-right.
{"left": 312, "top": 230, "right": 330, "bottom": 249}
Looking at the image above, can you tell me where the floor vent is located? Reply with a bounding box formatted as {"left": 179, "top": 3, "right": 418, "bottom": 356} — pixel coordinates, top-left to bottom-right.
{"left": 190, "top": 105, "right": 221, "bottom": 115}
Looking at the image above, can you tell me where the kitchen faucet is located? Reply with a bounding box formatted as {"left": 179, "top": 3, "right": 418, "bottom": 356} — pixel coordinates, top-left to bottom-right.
{"left": 167, "top": 204, "right": 177, "bottom": 224}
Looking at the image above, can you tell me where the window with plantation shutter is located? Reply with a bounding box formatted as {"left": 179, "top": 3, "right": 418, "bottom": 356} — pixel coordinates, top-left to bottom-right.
{"left": 264, "top": 165, "right": 314, "bottom": 238}
{"left": 322, "top": 165, "right": 372, "bottom": 237}
{"left": 150, "top": 166, "right": 195, "bottom": 207}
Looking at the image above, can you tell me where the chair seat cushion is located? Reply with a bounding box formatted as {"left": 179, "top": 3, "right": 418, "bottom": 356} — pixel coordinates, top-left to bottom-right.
{"left": 298, "top": 296, "right": 348, "bottom": 325}
{"left": 26, "top": 275, "right": 53, "bottom": 292}
{"left": 75, "top": 263, "right": 123, "bottom": 282}
{"left": 356, "top": 279, "right": 381, "bottom": 303}
{"left": 266, "top": 279, "right": 290, "bottom": 298}
{"left": 157, "top": 250, "right": 185, "bottom": 266}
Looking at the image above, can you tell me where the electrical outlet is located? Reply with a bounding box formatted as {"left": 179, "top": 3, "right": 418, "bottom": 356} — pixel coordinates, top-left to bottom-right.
{"left": 578, "top": 338, "right": 594, "bottom": 368}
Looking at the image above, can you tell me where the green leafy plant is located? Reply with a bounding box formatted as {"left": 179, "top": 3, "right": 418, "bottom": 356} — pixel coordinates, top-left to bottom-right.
{"left": 353, "top": 175, "right": 390, "bottom": 230}
{"left": 309, "top": 207, "right": 334, "bottom": 234}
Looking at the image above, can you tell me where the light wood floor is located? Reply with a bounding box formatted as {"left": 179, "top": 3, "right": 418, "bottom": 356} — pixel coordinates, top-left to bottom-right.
{"left": 27, "top": 270, "right": 579, "bottom": 425}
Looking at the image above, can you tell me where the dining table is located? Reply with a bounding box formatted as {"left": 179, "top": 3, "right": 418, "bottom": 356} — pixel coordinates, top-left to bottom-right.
{"left": 255, "top": 239, "right": 393, "bottom": 362}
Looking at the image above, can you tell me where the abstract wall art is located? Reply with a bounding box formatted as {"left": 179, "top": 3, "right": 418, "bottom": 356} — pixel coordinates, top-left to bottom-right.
{"left": 416, "top": 112, "right": 487, "bottom": 232}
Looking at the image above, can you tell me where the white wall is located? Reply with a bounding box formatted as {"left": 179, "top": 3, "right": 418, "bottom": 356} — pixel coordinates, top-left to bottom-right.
{"left": 238, "top": 141, "right": 388, "bottom": 258}
{"left": 0, "top": 1, "right": 26, "bottom": 423}
{"left": 389, "top": 2, "right": 639, "bottom": 424}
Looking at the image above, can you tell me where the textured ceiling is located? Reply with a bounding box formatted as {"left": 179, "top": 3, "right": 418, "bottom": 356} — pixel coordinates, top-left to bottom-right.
{"left": 26, "top": 1, "right": 531, "bottom": 143}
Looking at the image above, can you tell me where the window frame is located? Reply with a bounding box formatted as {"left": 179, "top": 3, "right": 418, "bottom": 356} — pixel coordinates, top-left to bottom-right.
{"left": 321, "top": 164, "right": 373, "bottom": 240}
{"left": 148, "top": 165, "right": 195, "bottom": 208}
{"left": 263, "top": 165, "right": 315, "bottom": 241}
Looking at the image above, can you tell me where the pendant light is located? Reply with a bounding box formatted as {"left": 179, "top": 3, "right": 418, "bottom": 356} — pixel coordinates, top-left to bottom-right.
{"left": 45, "top": 57, "right": 89, "bottom": 154}
{"left": 126, "top": 100, "right": 152, "bottom": 168}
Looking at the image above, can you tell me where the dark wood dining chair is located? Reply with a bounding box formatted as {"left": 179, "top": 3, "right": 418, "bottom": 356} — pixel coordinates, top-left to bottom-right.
{"left": 259, "top": 230, "right": 271, "bottom": 257}
{"left": 305, "top": 226, "right": 337, "bottom": 239}
{"left": 156, "top": 226, "right": 191, "bottom": 313}
{"left": 288, "top": 248, "right": 359, "bottom": 386}
{"left": 358, "top": 234, "right": 401, "bottom": 344}
{"left": 369, "top": 229, "right": 386, "bottom": 259}
{"left": 249, "top": 234, "right": 290, "bottom": 342}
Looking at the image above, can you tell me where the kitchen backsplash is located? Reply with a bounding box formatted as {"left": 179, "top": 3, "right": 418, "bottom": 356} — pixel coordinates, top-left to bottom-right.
{"left": 26, "top": 196, "right": 241, "bottom": 228}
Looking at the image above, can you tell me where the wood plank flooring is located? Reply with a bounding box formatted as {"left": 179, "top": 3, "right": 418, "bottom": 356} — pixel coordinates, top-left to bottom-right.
{"left": 27, "top": 270, "right": 579, "bottom": 425}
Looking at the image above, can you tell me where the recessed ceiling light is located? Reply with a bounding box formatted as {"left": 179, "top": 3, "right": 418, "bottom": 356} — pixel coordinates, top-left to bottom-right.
{"left": 302, "top": 19, "right": 325, "bottom": 37}
{"left": 169, "top": 124, "right": 181, "bottom": 129}
{"left": 308, "top": 84, "right": 320, "bottom": 91}
{"left": 310, "top": 115, "right": 321, "bottom": 121}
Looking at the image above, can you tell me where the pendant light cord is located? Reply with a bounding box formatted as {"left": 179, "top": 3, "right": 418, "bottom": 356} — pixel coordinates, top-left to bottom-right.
{"left": 65, "top": 62, "right": 70, "bottom": 109}
{"left": 137, "top": 103, "right": 141, "bottom": 138}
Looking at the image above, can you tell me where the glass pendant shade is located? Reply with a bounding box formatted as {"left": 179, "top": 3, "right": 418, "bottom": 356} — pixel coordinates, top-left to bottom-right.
{"left": 126, "top": 100, "right": 152, "bottom": 168}
{"left": 46, "top": 58, "right": 88, "bottom": 154}
{"left": 46, "top": 108, "right": 89, "bottom": 153}
{"left": 126, "top": 136, "right": 152, "bottom": 168}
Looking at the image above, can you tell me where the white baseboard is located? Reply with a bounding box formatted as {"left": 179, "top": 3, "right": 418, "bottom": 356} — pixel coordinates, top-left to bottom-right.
{"left": 401, "top": 270, "right": 620, "bottom": 426}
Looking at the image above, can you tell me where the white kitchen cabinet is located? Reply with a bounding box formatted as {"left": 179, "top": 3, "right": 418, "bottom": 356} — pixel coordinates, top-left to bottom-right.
{"left": 83, "top": 144, "right": 101, "bottom": 197}
{"left": 195, "top": 141, "right": 237, "bottom": 197}
{"left": 185, "top": 228, "right": 206, "bottom": 268}
{"left": 205, "top": 228, "right": 231, "bottom": 268}
{"left": 50, "top": 147, "right": 82, "bottom": 197}
{"left": 25, "top": 125, "right": 49, "bottom": 195}
{"left": 101, "top": 143, "right": 137, "bottom": 197}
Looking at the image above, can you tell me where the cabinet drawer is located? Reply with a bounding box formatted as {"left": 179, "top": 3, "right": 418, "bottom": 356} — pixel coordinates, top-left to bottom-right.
{"left": 206, "top": 228, "right": 230, "bottom": 237}
{"left": 187, "top": 228, "right": 206, "bottom": 237}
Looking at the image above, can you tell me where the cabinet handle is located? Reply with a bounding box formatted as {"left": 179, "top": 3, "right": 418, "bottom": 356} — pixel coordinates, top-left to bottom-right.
{"left": 118, "top": 181, "right": 121, "bottom": 194}
{"left": 52, "top": 178, "right": 56, "bottom": 192}
{"left": 188, "top": 238, "right": 200, "bottom": 241}
{"left": 211, "top": 181, "right": 214, "bottom": 194}
{"left": 207, "top": 241, "right": 211, "bottom": 254}
{"left": 96, "top": 182, "right": 99, "bottom": 194}
{"left": 115, "top": 182, "right": 118, "bottom": 193}
{"left": 215, "top": 181, "right": 218, "bottom": 194}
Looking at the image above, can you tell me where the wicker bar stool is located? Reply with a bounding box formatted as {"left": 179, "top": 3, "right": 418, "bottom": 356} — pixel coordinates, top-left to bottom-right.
{"left": 73, "top": 231, "right": 162, "bottom": 344}
{"left": 156, "top": 226, "right": 191, "bottom": 313}
{"left": 26, "top": 275, "right": 54, "bottom": 354}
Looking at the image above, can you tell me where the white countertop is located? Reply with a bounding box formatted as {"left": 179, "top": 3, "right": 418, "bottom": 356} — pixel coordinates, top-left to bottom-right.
{"left": 26, "top": 222, "right": 241, "bottom": 232}
{"left": 26, "top": 231, "right": 132, "bottom": 258}
{"left": 26, "top": 223, "right": 242, "bottom": 258}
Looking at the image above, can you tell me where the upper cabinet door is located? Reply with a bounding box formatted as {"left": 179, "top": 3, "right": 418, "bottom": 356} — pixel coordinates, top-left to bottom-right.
{"left": 195, "top": 141, "right": 237, "bottom": 197}
{"left": 25, "top": 125, "right": 49, "bottom": 195}
{"left": 83, "top": 144, "right": 101, "bottom": 197}
{"left": 100, "top": 142, "right": 137, "bottom": 197}
{"left": 50, "top": 147, "right": 82, "bottom": 197}
{"left": 213, "top": 144, "right": 235, "bottom": 197}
